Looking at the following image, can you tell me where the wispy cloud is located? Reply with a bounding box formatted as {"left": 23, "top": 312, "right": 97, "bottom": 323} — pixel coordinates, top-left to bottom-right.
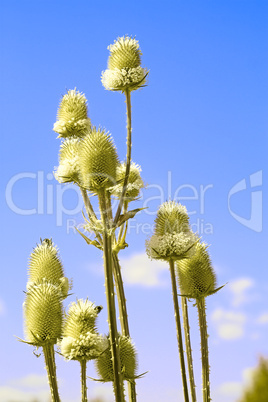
{"left": 9, "top": 374, "right": 48, "bottom": 388}
{"left": 211, "top": 308, "right": 247, "bottom": 340}
{"left": 0, "top": 386, "right": 50, "bottom": 402}
{"left": 256, "top": 312, "right": 268, "bottom": 324}
{"left": 120, "top": 252, "right": 168, "bottom": 287}
{"left": 229, "top": 277, "right": 255, "bottom": 307}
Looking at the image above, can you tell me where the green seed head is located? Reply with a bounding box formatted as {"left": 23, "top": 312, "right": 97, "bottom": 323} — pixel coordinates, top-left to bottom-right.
{"left": 155, "top": 201, "right": 190, "bottom": 236}
{"left": 24, "top": 281, "right": 63, "bottom": 346}
{"left": 95, "top": 335, "right": 138, "bottom": 382}
{"left": 60, "top": 333, "right": 106, "bottom": 361}
{"left": 177, "top": 242, "right": 217, "bottom": 299}
{"left": 54, "top": 138, "right": 81, "bottom": 184}
{"left": 101, "top": 36, "right": 148, "bottom": 92}
{"left": 53, "top": 89, "right": 91, "bottom": 138}
{"left": 63, "top": 299, "right": 100, "bottom": 338}
{"left": 109, "top": 161, "right": 145, "bottom": 201}
{"left": 28, "top": 239, "right": 64, "bottom": 285}
{"left": 107, "top": 36, "right": 142, "bottom": 70}
{"left": 79, "top": 127, "right": 119, "bottom": 192}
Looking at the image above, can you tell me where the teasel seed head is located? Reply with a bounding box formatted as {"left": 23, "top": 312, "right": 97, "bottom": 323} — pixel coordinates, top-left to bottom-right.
{"left": 101, "top": 36, "right": 148, "bottom": 92}
{"left": 176, "top": 242, "right": 218, "bottom": 299}
{"left": 53, "top": 89, "right": 91, "bottom": 138}
{"left": 109, "top": 161, "right": 145, "bottom": 201}
{"left": 54, "top": 138, "right": 82, "bottom": 184}
{"left": 95, "top": 335, "right": 138, "bottom": 382}
{"left": 146, "top": 201, "right": 198, "bottom": 261}
{"left": 79, "top": 127, "right": 119, "bottom": 192}
{"left": 59, "top": 299, "right": 105, "bottom": 361}
{"left": 24, "top": 281, "right": 63, "bottom": 346}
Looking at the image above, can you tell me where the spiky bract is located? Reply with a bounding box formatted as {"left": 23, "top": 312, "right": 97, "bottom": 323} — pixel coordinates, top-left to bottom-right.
{"left": 53, "top": 89, "right": 91, "bottom": 138}
{"left": 24, "top": 281, "right": 63, "bottom": 346}
{"left": 54, "top": 138, "right": 81, "bottom": 184}
{"left": 101, "top": 36, "right": 148, "bottom": 91}
{"left": 95, "top": 335, "right": 137, "bottom": 382}
{"left": 109, "top": 161, "right": 144, "bottom": 201}
{"left": 177, "top": 242, "right": 217, "bottom": 299}
{"left": 146, "top": 201, "right": 197, "bottom": 261}
{"left": 28, "top": 239, "right": 64, "bottom": 286}
{"left": 60, "top": 299, "right": 104, "bottom": 361}
{"left": 79, "top": 127, "right": 119, "bottom": 192}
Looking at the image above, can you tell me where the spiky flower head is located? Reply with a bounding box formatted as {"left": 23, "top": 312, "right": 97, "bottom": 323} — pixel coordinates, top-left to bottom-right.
{"left": 53, "top": 89, "right": 91, "bottom": 138}
{"left": 101, "top": 36, "right": 148, "bottom": 92}
{"left": 109, "top": 161, "right": 145, "bottom": 201}
{"left": 24, "top": 281, "right": 63, "bottom": 346}
{"left": 54, "top": 138, "right": 81, "bottom": 184}
{"left": 176, "top": 242, "right": 217, "bottom": 299}
{"left": 79, "top": 127, "right": 119, "bottom": 192}
{"left": 146, "top": 201, "right": 198, "bottom": 261}
{"left": 95, "top": 335, "right": 138, "bottom": 382}
{"left": 27, "top": 239, "right": 70, "bottom": 298}
{"left": 59, "top": 299, "right": 104, "bottom": 361}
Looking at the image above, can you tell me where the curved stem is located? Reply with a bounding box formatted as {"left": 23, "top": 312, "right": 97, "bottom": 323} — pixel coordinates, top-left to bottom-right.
{"left": 98, "top": 190, "right": 125, "bottom": 402}
{"left": 43, "top": 344, "right": 60, "bottom": 402}
{"left": 80, "top": 187, "right": 103, "bottom": 246}
{"left": 169, "top": 260, "right": 189, "bottom": 402}
{"left": 113, "top": 89, "right": 132, "bottom": 226}
{"left": 197, "top": 298, "right": 211, "bottom": 402}
{"left": 181, "top": 296, "right": 197, "bottom": 402}
{"left": 80, "top": 360, "right": 88, "bottom": 402}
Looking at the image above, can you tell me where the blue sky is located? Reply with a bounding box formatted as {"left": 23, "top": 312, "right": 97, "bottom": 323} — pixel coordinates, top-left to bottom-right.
{"left": 1, "top": 1, "right": 267, "bottom": 401}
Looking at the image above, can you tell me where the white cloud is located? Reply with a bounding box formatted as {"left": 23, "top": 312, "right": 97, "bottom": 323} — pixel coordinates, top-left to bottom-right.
{"left": 256, "top": 312, "right": 268, "bottom": 324}
{"left": 120, "top": 252, "right": 168, "bottom": 287}
{"left": 215, "top": 365, "right": 255, "bottom": 402}
{"left": 229, "top": 277, "right": 254, "bottom": 307}
{"left": 89, "top": 384, "right": 114, "bottom": 401}
{"left": 0, "top": 386, "right": 49, "bottom": 402}
{"left": 9, "top": 374, "right": 48, "bottom": 388}
{"left": 211, "top": 308, "right": 246, "bottom": 340}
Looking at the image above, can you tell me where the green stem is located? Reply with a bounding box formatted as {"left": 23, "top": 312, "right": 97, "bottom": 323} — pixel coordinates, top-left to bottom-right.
{"left": 169, "top": 260, "right": 189, "bottom": 402}
{"left": 98, "top": 190, "right": 125, "bottom": 402}
{"left": 197, "top": 298, "right": 211, "bottom": 402}
{"left": 112, "top": 253, "right": 137, "bottom": 402}
{"left": 80, "top": 360, "right": 88, "bottom": 402}
{"left": 80, "top": 187, "right": 103, "bottom": 246}
{"left": 181, "top": 296, "right": 197, "bottom": 402}
{"left": 43, "top": 344, "right": 60, "bottom": 402}
{"left": 113, "top": 89, "right": 132, "bottom": 226}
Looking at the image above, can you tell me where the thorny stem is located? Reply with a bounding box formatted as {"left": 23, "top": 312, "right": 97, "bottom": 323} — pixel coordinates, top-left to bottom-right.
{"left": 80, "top": 360, "right": 88, "bottom": 402}
{"left": 169, "top": 260, "right": 189, "bottom": 402}
{"left": 98, "top": 190, "right": 125, "bottom": 402}
{"left": 80, "top": 187, "right": 103, "bottom": 246}
{"left": 43, "top": 344, "right": 60, "bottom": 402}
{"left": 112, "top": 253, "right": 137, "bottom": 402}
{"left": 113, "top": 89, "right": 132, "bottom": 226}
{"left": 197, "top": 298, "right": 211, "bottom": 402}
{"left": 181, "top": 296, "right": 197, "bottom": 402}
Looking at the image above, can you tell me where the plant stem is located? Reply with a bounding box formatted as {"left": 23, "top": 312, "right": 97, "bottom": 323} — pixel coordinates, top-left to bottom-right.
{"left": 80, "top": 187, "right": 103, "bottom": 246}
{"left": 112, "top": 253, "right": 137, "bottom": 402}
{"left": 80, "top": 360, "right": 88, "bottom": 402}
{"left": 197, "top": 298, "right": 211, "bottom": 402}
{"left": 43, "top": 343, "right": 60, "bottom": 402}
{"left": 169, "top": 259, "right": 189, "bottom": 402}
{"left": 98, "top": 190, "right": 125, "bottom": 402}
{"left": 113, "top": 89, "right": 132, "bottom": 226}
{"left": 181, "top": 296, "right": 197, "bottom": 402}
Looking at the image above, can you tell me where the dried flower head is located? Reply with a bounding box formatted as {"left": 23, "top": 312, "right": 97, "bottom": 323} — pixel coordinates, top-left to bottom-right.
{"left": 79, "top": 127, "right": 119, "bottom": 192}
{"left": 146, "top": 201, "right": 197, "bottom": 261}
{"left": 101, "top": 36, "right": 148, "bottom": 92}
{"left": 24, "top": 281, "right": 63, "bottom": 346}
{"left": 54, "top": 138, "right": 81, "bottom": 184}
{"left": 53, "top": 89, "right": 91, "bottom": 138}
{"left": 95, "top": 335, "right": 138, "bottom": 382}
{"left": 60, "top": 333, "right": 106, "bottom": 361}
{"left": 109, "top": 161, "right": 144, "bottom": 201}
{"left": 176, "top": 242, "right": 218, "bottom": 299}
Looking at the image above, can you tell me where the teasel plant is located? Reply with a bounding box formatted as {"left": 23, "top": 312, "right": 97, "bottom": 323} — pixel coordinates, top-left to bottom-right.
{"left": 177, "top": 241, "right": 224, "bottom": 402}
{"left": 59, "top": 299, "right": 106, "bottom": 402}
{"left": 19, "top": 239, "right": 71, "bottom": 402}
{"left": 53, "top": 36, "right": 148, "bottom": 402}
{"left": 146, "top": 201, "right": 199, "bottom": 402}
